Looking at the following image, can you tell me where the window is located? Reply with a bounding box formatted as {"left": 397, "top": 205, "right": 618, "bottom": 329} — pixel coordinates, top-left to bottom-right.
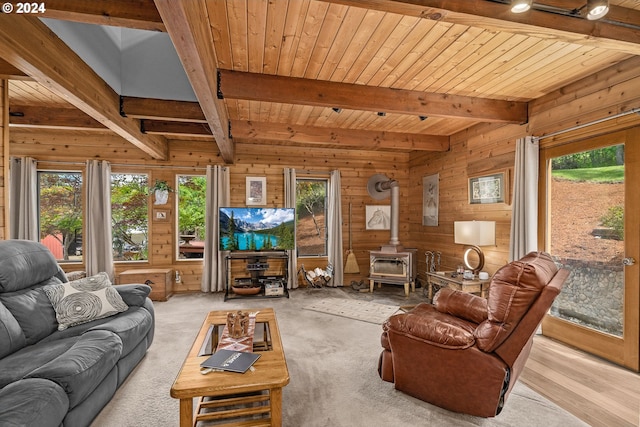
{"left": 177, "top": 175, "right": 206, "bottom": 259}
{"left": 38, "top": 171, "right": 83, "bottom": 262}
{"left": 111, "top": 173, "right": 149, "bottom": 261}
{"left": 296, "top": 178, "right": 327, "bottom": 257}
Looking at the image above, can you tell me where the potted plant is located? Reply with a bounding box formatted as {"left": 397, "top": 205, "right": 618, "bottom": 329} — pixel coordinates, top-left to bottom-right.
{"left": 151, "top": 179, "right": 172, "bottom": 205}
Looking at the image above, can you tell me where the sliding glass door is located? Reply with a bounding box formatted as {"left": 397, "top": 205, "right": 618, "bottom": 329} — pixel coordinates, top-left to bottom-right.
{"left": 540, "top": 128, "right": 639, "bottom": 371}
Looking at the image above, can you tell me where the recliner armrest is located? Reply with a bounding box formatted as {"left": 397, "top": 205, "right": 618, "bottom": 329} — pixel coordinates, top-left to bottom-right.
{"left": 434, "top": 288, "right": 488, "bottom": 324}
{"left": 115, "top": 284, "right": 152, "bottom": 307}
{"left": 386, "top": 304, "right": 477, "bottom": 349}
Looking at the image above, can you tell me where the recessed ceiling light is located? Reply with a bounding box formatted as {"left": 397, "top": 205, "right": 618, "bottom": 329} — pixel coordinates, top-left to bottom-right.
{"left": 511, "top": 0, "right": 532, "bottom": 13}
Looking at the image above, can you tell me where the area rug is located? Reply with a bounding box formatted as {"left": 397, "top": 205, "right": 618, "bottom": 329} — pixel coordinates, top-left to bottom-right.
{"left": 91, "top": 289, "right": 589, "bottom": 427}
{"left": 304, "top": 297, "right": 400, "bottom": 324}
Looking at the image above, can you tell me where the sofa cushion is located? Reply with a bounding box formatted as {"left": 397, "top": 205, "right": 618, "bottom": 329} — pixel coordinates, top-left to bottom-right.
{"left": 115, "top": 283, "right": 152, "bottom": 307}
{"left": 474, "top": 252, "right": 558, "bottom": 352}
{"left": 88, "top": 306, "right": 153, "bottom": 356}
{"left": 0, "top": 240, "right": 61, "bottom": 292}
{"left": 0, "top": 276, "right": 62, "bottom": 345}
{"left": 25, "top": 329, "right": 123, "bottom": 408}
{"left": 0, "top": 302, "right": 26, "bottom": 358}
{"left": 44, "top": 273, "right": 129, "bottom": 331}
{"left": 0, "top": 378, "right": 68, "bottom": 427}
{"left": 0, "top": 335, "right": 78, "bottom": 388}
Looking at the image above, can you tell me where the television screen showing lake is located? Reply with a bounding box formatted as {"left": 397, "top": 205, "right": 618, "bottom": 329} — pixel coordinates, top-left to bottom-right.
{"left": 219, "top": 207, "right": 295, "bottom": 251}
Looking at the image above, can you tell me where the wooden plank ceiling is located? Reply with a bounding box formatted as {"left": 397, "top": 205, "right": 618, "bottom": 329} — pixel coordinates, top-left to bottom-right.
{"left": 1, "top": 0, "right": 639, "bottom": 163}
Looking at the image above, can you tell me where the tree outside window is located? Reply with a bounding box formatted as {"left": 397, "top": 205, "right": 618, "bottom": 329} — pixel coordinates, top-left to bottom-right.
{"left": 111, "top": 173, "right": 149, "bottom": 261}
{"left": 296, "top": 179, "right": 327, "bottom": 256}
{"left": 177, "top": 175, "right": 206, "bottom": 259}
{"left": 38, "top": 171, "right": 83, "bottom": 262}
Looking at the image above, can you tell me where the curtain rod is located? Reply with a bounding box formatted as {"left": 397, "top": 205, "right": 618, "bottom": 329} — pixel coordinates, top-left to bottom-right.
{"left": 296, "top": 169, "right": 331, "bottom": 176}
{"left": 34, "top": 159, "right": 210, "bottom": 171}
{"left": 537, "top": 107, "right": 640, "bottom": 141}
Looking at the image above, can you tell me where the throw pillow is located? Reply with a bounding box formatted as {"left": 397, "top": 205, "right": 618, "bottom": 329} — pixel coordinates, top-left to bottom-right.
{"left": 43, "top": 272, "right": 129, "bottom": 331}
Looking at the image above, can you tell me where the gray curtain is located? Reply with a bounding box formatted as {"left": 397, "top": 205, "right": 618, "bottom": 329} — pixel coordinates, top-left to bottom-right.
{"left": 284, "top": 168, "right": 298, "bottom": 289}
{"left": 85, "top": 160, "right": 114, "bottom": 279}
{"left": 201, "top": 165, "right": 230, "bottom": 292}
{"left": 9, "top": 157, "right": 39, "bottom": 240}
{"left": 326, "top": 170, "right": 344, "bottom": 286}
{"left": 509, "top": 136, "right": 539, "bottom": 261}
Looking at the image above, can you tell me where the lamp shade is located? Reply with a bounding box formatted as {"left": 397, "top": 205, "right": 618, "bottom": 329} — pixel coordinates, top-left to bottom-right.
{"left": 454, "top": 221, "right": 496, "bottom": 246}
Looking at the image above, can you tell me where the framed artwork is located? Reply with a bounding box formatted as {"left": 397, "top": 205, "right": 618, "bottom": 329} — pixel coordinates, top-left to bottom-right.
{"left": 246, "top": 177, "right": 266, "bottom": 205}
{"left": 366, "top": 205, "right": 391, "bottom": 230}
{"left": 422, "top": 173, "right": 439, "bottom": 226}
{"left": 469, "top": 172, "right": 507, "bottom": 204}
{"left": 153, "top": 209, "right": 169, "bottom": 222}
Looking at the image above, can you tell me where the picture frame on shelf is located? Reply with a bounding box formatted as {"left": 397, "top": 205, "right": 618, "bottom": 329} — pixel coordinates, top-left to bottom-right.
{"left": 468, "top": 171, "right": 508, "bottom": 205}
{"left": 246, "top": 177, "right": 266, "bottom": 206}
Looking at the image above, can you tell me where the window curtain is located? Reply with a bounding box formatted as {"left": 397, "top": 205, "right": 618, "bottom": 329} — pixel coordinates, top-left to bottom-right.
{"left": 509, "top": 136, "right": 539, "bottom": 261}
{"left": 326, "top": 170, "right": 344, "bottom": 286}
{"left": 9, "top": 157, "right": 39, "bottom": 240}
{"left": 85, "top": 160, "right": 114, "bottom": 279}
{"left": 284, "top": 168, "right": 298, "bottom": 289}
{"left": 201, "top": 165, "right": 230, "bottom": 292}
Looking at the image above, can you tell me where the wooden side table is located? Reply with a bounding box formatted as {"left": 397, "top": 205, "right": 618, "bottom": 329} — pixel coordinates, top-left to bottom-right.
{"left": 118, "top": 268, "right": 173, "bottom": 301}
{"left": 426, "top": 271, "right": 490, "bottom": 300}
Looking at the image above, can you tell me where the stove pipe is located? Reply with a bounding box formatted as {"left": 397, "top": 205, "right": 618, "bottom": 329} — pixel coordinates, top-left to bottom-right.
{"left": 367, "top": 174, "right": 403, "bottom": 253}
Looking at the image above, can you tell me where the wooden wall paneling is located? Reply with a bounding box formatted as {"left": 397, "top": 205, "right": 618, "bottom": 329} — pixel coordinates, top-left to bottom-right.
{"left": 0, "top": 79, "right": 8, "bottom": 239}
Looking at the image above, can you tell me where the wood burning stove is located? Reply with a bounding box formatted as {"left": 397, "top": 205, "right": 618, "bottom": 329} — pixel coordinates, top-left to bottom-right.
{"left": 366, "top": 174, "right": 417, "bottom": 296}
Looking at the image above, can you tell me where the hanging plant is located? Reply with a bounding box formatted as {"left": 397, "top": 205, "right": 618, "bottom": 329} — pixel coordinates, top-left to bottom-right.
{"left": 151, "top": 180, "right": 173, "bottom": 205}
{"left": 151, "top": 179, "right": 173, "bottom": 192}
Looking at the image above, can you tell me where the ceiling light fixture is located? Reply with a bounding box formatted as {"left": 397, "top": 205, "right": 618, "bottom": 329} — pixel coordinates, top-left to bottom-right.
{"left": 332, "top": 107, "right": 342, "bottom": 113}
{"left": 377, "top": 112, "right": 386, "bottom": 117}
{"left": 510, "top": 0, "right": 532, "bottom": 13}
{"left": 586, "top": 0, "right": 609, "bottom": 20}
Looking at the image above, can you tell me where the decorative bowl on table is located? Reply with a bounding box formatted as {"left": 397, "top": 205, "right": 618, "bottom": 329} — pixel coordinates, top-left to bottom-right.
{"left": 231, "top": 285, "right": 262, "bottom": 295}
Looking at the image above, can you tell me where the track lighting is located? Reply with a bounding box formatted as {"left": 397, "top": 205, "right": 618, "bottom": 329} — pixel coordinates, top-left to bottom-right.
{"left": 586, "top": 0, "right": 609, "bottom": 20}
{"left": 377, "top": 112, "right": 386, "bottom": 117}
{"left": 510, "top": 0, "right": 532, "bottom": 13}
{"left": 332, "top": 107, "right": 342, "bottom": 113}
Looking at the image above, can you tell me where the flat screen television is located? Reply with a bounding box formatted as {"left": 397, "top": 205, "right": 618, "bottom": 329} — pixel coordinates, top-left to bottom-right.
{"left": 219, "top": 207, "right": 295, "bottom": 251}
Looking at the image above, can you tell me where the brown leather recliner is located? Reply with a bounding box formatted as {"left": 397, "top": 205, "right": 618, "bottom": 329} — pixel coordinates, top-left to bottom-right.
{"left": 378, "top": 251, "right": 569, "bottom": 417}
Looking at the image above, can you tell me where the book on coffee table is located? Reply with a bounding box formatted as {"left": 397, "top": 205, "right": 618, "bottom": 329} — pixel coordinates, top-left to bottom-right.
{"left": 200, "top": 349, "right": 261, "bottom": 373}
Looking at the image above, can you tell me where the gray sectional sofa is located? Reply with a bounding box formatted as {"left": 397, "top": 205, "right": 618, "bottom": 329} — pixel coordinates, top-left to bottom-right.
{"left": 0, "top": 240, "right": 155, "bottom": 427}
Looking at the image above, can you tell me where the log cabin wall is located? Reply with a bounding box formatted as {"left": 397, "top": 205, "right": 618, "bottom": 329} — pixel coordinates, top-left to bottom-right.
{"left": 9, "top": 130, "right": 408, "bottom": 292}
{"left": 6, "top": 56, "right": 640, "bottom": 293}
{"left": 407, "top": 56, "right": 640, "bottom": 282}
{"left": 0, "top": 79, "right": 7, "bottom": 241}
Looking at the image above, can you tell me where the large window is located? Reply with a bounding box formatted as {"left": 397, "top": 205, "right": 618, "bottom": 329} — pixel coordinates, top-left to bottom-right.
{"left": 38, "top": 171, "right": 83, "bottom": 262}
{"left": 111, "top": 173, "right": 149, "bottom": 261}
{"left": 177, "top": 175, "right": 206, "bottom": 259}
{"left": 296, "top": 178, "right": 327, "bottom": 257}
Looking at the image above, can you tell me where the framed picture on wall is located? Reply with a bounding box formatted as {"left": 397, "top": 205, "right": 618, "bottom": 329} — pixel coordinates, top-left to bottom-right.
{"left": 246, "top": 177, "right": 266, "bottom": 205}
{"left": 422, "top": 173, "right": 439, "bottom": 226}
{"left": 365, "top": 205, "right": 391, "bottom": 230}
{"left": 468, "top": 172, "right": 506, "bottom": 204}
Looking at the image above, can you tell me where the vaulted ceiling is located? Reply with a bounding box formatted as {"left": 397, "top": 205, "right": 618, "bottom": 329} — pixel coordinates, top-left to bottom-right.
{"left": 1, "top": 0, "right": 639, "bottom": 164}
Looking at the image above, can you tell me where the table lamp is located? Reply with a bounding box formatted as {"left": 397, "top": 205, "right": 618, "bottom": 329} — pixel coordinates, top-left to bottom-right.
{"left": 454, "top": 220, "right": 495, "bottom": 274}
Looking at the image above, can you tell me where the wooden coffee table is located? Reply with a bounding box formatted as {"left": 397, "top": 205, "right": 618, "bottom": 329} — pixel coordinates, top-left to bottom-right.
{"left": 170, "top": 308, "right": 289, "bottom": 427}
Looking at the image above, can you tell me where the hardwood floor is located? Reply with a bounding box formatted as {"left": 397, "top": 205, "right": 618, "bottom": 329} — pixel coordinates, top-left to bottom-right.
{"left": 521, "top": 336, "right": 640, "bottom": 427}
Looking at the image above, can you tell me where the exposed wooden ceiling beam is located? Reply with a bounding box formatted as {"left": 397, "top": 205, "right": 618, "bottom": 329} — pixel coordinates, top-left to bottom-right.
{"left": 326, "top": 0, "right": 640, "bottom": 55}
{"left": 121, "top": 97, "right": 206, "bottom": 123}
{"left": 0, "top": 15, "right": 168, "bottom": 159}
{"left": 219, "top": 70, "right": 527, "bottom": 124}
{"left": 0, "top": 59, "right": 30, "bottom": 80}
{"left": 40, "top": 0, "right": 166, "bottom": 32}
{"left": 9, "top": 105, "right": 104, "bottom": 130}
{"left": 141, "top": 120, "right": 212, "bottom": 137}
{"left": 231, "top": 120, "right": 450, "bottom": 152}
{"left": 154, "top": 0, "right": 234, "bottom": 164}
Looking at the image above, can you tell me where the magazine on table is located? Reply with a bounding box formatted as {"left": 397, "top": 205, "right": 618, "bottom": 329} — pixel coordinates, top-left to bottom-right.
{"left": 200, "top": 349, "right": 261, "bottom": 373}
